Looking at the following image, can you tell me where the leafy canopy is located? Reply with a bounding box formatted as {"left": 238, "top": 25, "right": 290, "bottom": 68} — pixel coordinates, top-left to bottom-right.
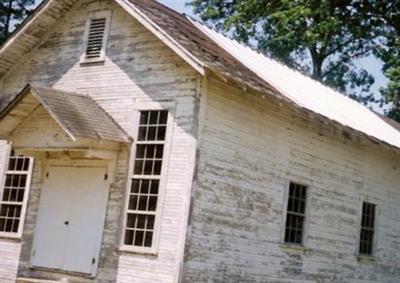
{"left": 190, "top": 0, "right": 379, "bottom": 101}
{"left": 0, "top": 0, "right": 34, "bottom": 44}
{"left": 359, "top": 0, "right": 400, "bottom": 121}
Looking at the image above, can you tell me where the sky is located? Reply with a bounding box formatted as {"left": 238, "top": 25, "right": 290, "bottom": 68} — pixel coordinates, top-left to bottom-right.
{"left": 160, "top": 1, "right": 388, "bottom": 113}
{"left": 27, "top": 0, "right": 387, "bottom": 112}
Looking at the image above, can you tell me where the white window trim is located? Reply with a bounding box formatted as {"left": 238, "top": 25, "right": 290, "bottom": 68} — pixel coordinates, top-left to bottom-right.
{"left": 0, "top": 149, "right": 34, "bottom": 239}
{"left": 80, "top": 10, "right": 112, "bottom": 64}
{"left": 280, "top": 180, "right": 311, "bottom": 248}
{"left": 119, "top": 101, "right": 175, "bottom": 254}
{"left": 356, "top": 196, "right": 379, "bottom": 258}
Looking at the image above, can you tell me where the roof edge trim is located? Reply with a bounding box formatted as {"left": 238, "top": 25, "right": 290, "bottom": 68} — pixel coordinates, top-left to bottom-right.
{"left": 28, "top": 85, "right": 77, "bottom": 141}
{"left": 115, "top": 0, "right": 206, "bottom": 76}
{"left": 0, "top": 0, "right": 52, "bottom": 59}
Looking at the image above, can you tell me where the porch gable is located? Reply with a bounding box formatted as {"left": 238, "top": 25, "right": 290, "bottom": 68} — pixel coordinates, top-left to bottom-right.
{"left": 0, "top": 85, "right": 131, "bottom": 147}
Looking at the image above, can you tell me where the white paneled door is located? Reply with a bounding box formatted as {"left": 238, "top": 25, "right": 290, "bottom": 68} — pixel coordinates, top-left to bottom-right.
{"left": 31, "top": 165, "right": 109, "bottom": 276}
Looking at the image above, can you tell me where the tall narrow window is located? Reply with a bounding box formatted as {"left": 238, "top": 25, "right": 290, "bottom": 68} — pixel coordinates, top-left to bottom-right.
{"left": 81, "top": 12, "right": 111, "bottom": 63}
{"left": 123, "top": 110, "right": 169, "bottom": 249}
{"left": 359, "top": 202, "right": 376, "bottom": 255}
{"left": 284, "top": 182, "right": 307, "bottom": 245}
{"left": 0, "top": 153, "right": 33, "bottom": 237}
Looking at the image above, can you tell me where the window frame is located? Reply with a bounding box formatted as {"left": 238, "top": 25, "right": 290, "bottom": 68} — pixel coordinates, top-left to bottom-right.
{"left": 282, "top": 181, "right": 310, "bottom": 247}
{"left": 357, "top": 200, "right": 378, "bottom": 257}
{"left": 0, "top": 149, "right": 34, "bottom": 239}
{"left": 119, "top": 101, "right": 175, "bottom": 254}
{"left": 80, "top": 10, "right": 112, "bottom": 64}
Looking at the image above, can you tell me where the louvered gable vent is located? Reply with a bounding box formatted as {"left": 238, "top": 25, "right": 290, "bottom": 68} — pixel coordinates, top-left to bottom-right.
{"left": 85, "top": 18, "right": 107, "bottom": 59}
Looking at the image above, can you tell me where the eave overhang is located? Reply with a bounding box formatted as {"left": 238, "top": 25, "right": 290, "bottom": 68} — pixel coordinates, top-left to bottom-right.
{"left": 0, "top": 84, "right": 131, "bottom": 144}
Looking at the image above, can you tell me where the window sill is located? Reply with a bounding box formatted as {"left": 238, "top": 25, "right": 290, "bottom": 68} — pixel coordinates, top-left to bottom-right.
{"left": 118, "top": 246, "right": 158, "bottom": 256}
{"left": 357, "top": 254, "right": 376, "bottom": 263}
{"left": 80, "top": 58, "right": 105, "bottom": 65}
{"left": 280, "top": 243, "right": 307, "bottom": 253}
{"left": 0, "top": 233, "right": 22, "bottom": 242}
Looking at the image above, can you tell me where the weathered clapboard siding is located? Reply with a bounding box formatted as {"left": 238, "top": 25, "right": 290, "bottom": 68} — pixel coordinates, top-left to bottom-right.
{"left": 0, "top": 141, "right": 21, "bottom": 283}
{"left": 182, "top": 76, "right": 400, "bottom": 283}
{"left": 0, "top": 0, "right": 198, "bottom": 282}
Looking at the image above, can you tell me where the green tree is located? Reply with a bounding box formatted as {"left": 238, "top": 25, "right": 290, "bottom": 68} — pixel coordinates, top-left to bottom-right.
{"left": 0, "top": 0, "right": 35, "bottom": 44}
{"left": 359, "top": 0, "right": 400, "bottom": 121}
{"left": 190, "top": 0, "right": 379, "bottom": 100}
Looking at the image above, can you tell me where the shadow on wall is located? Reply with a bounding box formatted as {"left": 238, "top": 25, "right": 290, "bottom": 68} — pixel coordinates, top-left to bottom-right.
{"left": 0, "top": 0, "right": 198, "bottom": 281}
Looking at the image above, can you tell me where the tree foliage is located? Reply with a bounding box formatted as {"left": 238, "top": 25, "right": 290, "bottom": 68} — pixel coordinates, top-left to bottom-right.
{"left": 190, "top": 0, "right": 382, "bottom": 101}
{"left": 358, "top": 0, "right": 400, "bottom": 121}
{"left": 0, "top": 0, "right": 34, "bottom": 44}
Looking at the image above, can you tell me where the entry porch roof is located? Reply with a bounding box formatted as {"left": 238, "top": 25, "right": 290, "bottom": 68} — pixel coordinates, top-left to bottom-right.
{"left": 0, "top": 85, "right": 131, "bottom": 143}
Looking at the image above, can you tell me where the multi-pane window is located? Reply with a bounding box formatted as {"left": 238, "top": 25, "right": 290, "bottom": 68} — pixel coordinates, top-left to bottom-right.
{"left": 284, "top": 182, "right": 307, "bottom": 245}
{"left": 0, "top": 154, "right": 33, "bottom": 236}
{"left": 359, "top": 202, "right": 376, "bottom": 255}
{"left": 123, "top": 110, "right": 169, "bottom": 249}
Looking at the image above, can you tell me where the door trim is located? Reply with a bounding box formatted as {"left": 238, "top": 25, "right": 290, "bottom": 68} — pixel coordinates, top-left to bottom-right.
{"left": 30, "top": 158, "right": 115, "bottom": 277}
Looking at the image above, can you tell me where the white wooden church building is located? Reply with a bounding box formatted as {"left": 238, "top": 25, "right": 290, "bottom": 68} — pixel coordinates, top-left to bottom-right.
{"left": 0, "top": 0, "right": 399, "bottom": 282}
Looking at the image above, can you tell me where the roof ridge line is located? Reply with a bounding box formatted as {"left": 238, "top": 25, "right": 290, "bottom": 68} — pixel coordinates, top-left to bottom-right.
{"left": 188, "top": 17, "right": 374, "bottom": 110}
{"left": 32, "top": 85, "right": 91, "bottom": 98}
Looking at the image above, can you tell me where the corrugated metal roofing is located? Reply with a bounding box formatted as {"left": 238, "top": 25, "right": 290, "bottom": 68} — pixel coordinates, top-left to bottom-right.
{"left": 188, "top": 18, "right": 400, "bottom": 149}
{"left": 126, "top": 0, "right": 400, "bottom": 151}
{"left": 0, "top": 85, "right": 131, "bottom": 143}
{"left": 0, "top": 0, "right": 398, "bottom": 150}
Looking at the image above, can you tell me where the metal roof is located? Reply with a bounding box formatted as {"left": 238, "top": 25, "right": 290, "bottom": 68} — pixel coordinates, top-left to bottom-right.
{"left": 188, "top": 18, "right": 400, "bottom": 149}
{"left": 127, "top": 0, "right": 400, "bottom": 150}
{"left": 0, "top": 85, "right": 131, "bottom": 143}
{"left": 0, "top": 0, "right": 398, "bottom": 151}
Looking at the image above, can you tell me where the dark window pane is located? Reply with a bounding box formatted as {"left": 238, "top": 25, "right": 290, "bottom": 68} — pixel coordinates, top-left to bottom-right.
{"left": 124, "top": 230, "right": 134, "bottom": 245}
{"left": 148, "top": 196, "right": 158, "bottom": 211}
{"left": 144, "top": 231, "right": 153, "bottom": 247}
{"left": 140, "top": 111, "right": 149, "bottom": 125}
{"left": 128, "top": 195, "right": 138, "bottom": 210}
{"left": 0, "top": 218, "right": 5, "bottom": 232}
{"left": 140, "top": 179, "right": 150, "bottom": 194}
{"left": 136, "top": 145, "right": 146, "bottom": 158}
{"left": 146, "top": 215, "right": 155, "bottom": 229}
{"left": 155, "top": 145, "right": 164, "bottom": 159}
{"left": 149, "top": 111, "right": 159, "bottom": 125}
{"left": 12, "top": 219, "right": 19, "bottom": 233}
{"left": 144, "top": 160, "right": 153, "bottom": 175}
{"left": 138, "top": 126, "right": 147, "bottom": 141}
{"left": 138, "top": 196, "right": 148, "bottom": 211}
{"left": 147, "top": 127, "right": 156, "bottom": 141}
{"left": 2, "top": 189, "right": 10, "bottom": 202}
{"left": 159, "top": 111, "right": 168, "bottom": 124}
{"left": 126, "top": 214, "right": 137, "bottom": 228}
{"left": 131, "top": 179, "right": 140, "bottom": 193}
{"left": 8, "top": 158, "right": 16, "bottom": 171}
{"left": 153, "top": 161, "right": 162, "bottom": 175}
{"left": 5, "top": 219, "right": 12, "bottom": 232}
{"left": 16, "top": 158, "right": 24, "bottom": 171}
{"left": 284, "top": 183, "right": 307, "bottom": 244}
{"left": 137, "top": 215, "right": 146, "bottom": 229}
{"left": 157, "top": 126, "right": 166, "bottom": 141}
{"left": 134, "top": 230, "right": 144, "bottom": 246}
{"left": 134, "top": 160, "right": 144, "bottom": 175}
{"left": 359, "top": 202, "right": 376, "bottom": 255}
{"left": 150, "top": 180, "right": 159, "bottom": 194}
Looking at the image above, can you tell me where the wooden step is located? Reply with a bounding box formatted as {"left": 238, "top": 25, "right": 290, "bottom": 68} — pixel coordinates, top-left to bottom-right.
{"left": 16, "top": 278, "right": 62, "bottom": 283}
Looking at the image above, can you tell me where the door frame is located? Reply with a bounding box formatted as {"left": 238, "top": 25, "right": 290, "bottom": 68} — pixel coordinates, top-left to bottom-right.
{"left": 30, "top": 158, "right": 115, "bottom": 277}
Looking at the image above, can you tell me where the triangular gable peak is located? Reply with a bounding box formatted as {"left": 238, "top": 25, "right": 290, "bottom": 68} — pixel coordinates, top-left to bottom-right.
{"left": 0, "top": 0, "right": 399, "bottom": 153}
{"left": 0, "top": 85, "right": 131, "bottom": 144}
